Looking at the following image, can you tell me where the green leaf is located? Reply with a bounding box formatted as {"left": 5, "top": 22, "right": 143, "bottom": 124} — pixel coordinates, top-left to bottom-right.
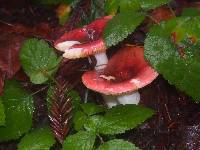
{"left": 105, "top": 0, "right": 140, "bottom": 14}
{"left": 18, "top": 126, "right": 56, "bottom": 150}
{"left": 104, "top": 12, "right": 145, "bottom": 47}
{"left": 0, "top": 98, "right": 5, "bottom": 126}
{"left": 20, "top": 38, "right": 61, "bottom": 84}
{"left": 62, "top": 131, "right": 96, "bottom": 150}
{"left": 0, "top": 80, "right": 34, "bottom": 141}
{"left": 97, "top": 139, "right": 141, "bottom": 150}
{"left": 81, "top": 103, "right": 106, "bottom": 116}
{"left": 182, "top": 8, "right": 200, "bottom": 17}
{"left": 85, "top": 105, "right": 154, "bottom": 135}
{"left": 140, "top": 0, "right": 170, "bottom": 10}
{"left": 68, "top": 90, "right": 81, "bottom": 112}
{"left": 145, "top": 16, "right": 200, "bottom": 102}
{"left": 104, "top": 0, "right": 119, "bottom": 14}
{"left": 46, "top": 85, "right": 54, "bottom": 110}
{"left": 73, "top": 111, "right": 88, "bottom": 131}
{"left": 104, "top": 0, "right": 170, "bottom": 14}
{"left": 84, "top": 115, "right": 104, "bottom": 133}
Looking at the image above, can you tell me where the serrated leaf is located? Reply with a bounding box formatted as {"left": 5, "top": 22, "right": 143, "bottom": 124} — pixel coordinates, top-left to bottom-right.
{"left": 140, "top": 0, "right": 170, "bottom": 10}
{"left": 182, "top": 8, "right": 200, "bottom": 16}
{"left": 104, "top": 12, "right": 145, "bottom": 47}
{"left": 84, "top": 115, "right": 103, "bottom": 133}
{"left": 67, "top": 90, "right": 81, "bottom": 111}
{"left": 73, "top": 111, "right": 88, "bottom": 131}
{"left": 145, "top": 16, "right": 200, "bottom": 102}
{"left": 18, "top": 126, "right": 56, "bottom": 150}
{"left": 62, "top": 131, "right": 96, "bottom": 150}
{"left": 104, "top": 0, "right": 119, "bottom": 14}
{"left": 20, "top": 38, "right": 61, "bottom": 84}
{"left": 0, "top": 98, "right": 5, "bottom": 126}
{"left": 85, "top": 105, "right": 154, "bottom": 135}
{"left": 105, "top": 0, "right": 140, "bottom": 14}
{"left": 0, "top": 80, "right": 34, "bottom": 141}
{"left": 104, "top": 0, "right": 170, "bottom": 14}
{"left": 46, "top": 85, "right": 54, "bottom": 110}
{"left": 99, "top": 105, "right": 154, "bottom": 134}
{"left": 97, "top": 139, "right": 141, "bottom": 150}
{"left": 81, "top": 103, "right": 106, "bottom": 116}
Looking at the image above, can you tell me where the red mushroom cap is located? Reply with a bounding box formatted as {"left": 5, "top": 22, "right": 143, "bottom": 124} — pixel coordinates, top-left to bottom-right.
{"left": 82, "top": 45, "right": 158, "bottom": 95}
{"left": 54, "top": 16, "right": 112, "bottom": 59}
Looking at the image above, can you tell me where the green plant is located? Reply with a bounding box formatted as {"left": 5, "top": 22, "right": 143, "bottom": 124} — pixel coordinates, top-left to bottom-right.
{"left": 63, "top": 103, "right": 154, "bottom": 150}
{"left": 0, "top": 37, "right": 154, "bottom": 149}
{"left": 1, "top": 0, "right": 200, "bottom": 149}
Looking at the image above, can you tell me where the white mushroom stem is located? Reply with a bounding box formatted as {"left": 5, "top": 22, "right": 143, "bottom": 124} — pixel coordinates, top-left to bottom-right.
{"left": 117, "top": 91, "right": 140, "bottom": 105}
{"left": 102, "top": 95, "right": 119, "bottom": 108}
{"left": 56, "top": 41, "right": 141, "bottom": 107}
{"left": 93, "top": 52, "right": 108, "bottom": 70}
{"left": 90, "top": 52, "right": 141, "bottom": 108}
{"left": 103, "top": 91, "right": 140, "bottom": 108}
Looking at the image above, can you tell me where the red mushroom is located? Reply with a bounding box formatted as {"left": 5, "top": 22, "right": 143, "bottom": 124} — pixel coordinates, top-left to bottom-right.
{"left": 82, "top": 45, "right": 158, "bottom": 107}
{"left": 54, "top": 16, "right": 113, "bottom": 70}
{"left": 54, "top": 17, "right": 158, "bottom": 107}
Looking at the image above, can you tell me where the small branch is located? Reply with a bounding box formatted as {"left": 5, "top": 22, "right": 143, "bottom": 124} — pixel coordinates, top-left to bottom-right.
{"left": 167, "top": 4, "right": 176, "bottom": 17}
{"left": 0, "top": 19, "right": 14, "bottom": 27}
{"left": 30, "top": 85, "right": 49, "bottom": 96}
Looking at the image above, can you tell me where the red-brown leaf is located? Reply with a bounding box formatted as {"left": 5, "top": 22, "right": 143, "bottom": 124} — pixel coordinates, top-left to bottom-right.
{"left": 0, "top": 33, "right": 25, "bottom": 78}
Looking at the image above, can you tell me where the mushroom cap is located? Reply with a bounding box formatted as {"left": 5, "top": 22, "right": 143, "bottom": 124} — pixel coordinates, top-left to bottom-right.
{"left": 54, "top": 16, "right": 112, "bottom": 59}
{"left": 82, "top": 46, "right": 158, "bottom": 95}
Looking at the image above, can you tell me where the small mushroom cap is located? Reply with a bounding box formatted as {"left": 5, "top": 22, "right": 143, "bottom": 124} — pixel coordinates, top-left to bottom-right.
{"left": 54, "top": 16, "right": 112, "bottom": 59}
{"left": 82, "top": 46, "right": 158, "bottom": 95}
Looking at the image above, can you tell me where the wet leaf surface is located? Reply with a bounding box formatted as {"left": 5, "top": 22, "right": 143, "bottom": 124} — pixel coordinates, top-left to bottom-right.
{"left": 122, "top": 77, "right": 200, "bottom": 150}
{"left": 145, "top": 16, "right": 200, "bottom": 102}
{"left": 0, "top": 33, "right": 25, "bottom": 78}
{"left": 0, "top": 80, "right": 34, "bottom": 141}
{"left": 0, "top": 1, "right": 200, "bottom": 150}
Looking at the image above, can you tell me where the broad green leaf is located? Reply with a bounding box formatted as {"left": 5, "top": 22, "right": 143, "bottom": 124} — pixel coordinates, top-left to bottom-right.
{"left": 20, "top": 38, "right": 61, "bottom": 84}
{"left": 99, "top": 105, "right": 154, "bottom": 134}
{"left": 182, "top": 8, "right": 200, "bottom": 16}
{"left": 73, "top": 111, "right": 87, "bottom": 131}
{"left": 145, "top": 16, "right": 200, "bottom": 102}
{"left": 104, "top": 0, "right": 170, "bottom": 14}
{"left": 46, "top": 85, "right": 54, "bottom": 110}
{"left": 81, "top": 103, "right": 106, "bottom": 116}
{"left": 140, "top": 0, "right": 170, "bottom": 10}
{"left": 18, "top": 126, "right": 55, "bottom": 150}
{"left": 105, "top": 0, "right": 140, "bottom": 14}
{"left": 62, "top": 131, "right": 96, "bottom": 150}
{"left": 0, "top": 80, "right": 34, "bottom": 141}
{"left": 85, "top": 105, "right": 154, "bottom": 135}
{"left": 0, "top": 98, "right": 5, "bottom": 126}
{"left": 68, "top": 90, "right": 81, "bottom": 112}
{"left": 97, "top": 139, "right": 141, "bottom": 150}
{"left": 119, "top": 0, "right": 140, "bottom": 12}
{"left": 84, "top": 115, "right": 104, "bottom": 133}
{"left": 104, "top": 12, "right": 145, "bottom": 47}
{"left": 105, "top": 0, "right": 119, "bottom": 14}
